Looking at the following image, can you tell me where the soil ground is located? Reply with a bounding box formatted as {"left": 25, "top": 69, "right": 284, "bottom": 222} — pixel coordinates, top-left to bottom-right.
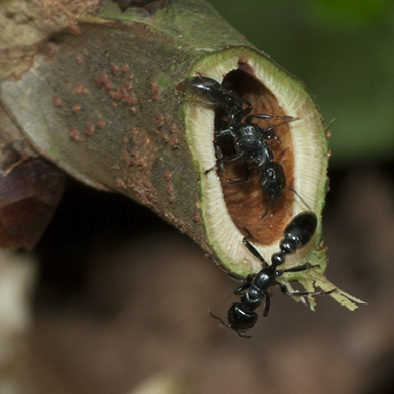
{"left": 31, "top": 163, "right": 394, "bottom": 394}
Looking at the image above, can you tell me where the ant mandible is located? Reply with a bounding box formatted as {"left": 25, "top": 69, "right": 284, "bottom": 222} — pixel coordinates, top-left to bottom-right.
{"left": 210, "top": 211, "right": 335, "bottom": 338}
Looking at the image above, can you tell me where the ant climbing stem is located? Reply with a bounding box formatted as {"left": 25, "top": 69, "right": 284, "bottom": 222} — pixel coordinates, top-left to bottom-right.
{"left": 209, "top": 211, "right": 336, "bottom": 338}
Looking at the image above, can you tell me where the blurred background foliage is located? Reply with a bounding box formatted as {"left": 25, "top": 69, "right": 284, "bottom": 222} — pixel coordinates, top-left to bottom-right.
{"left": 209, "top": 0, "right": 394, "bottom": 167}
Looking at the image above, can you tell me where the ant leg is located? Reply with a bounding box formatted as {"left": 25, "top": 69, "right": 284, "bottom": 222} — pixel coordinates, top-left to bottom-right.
{"left": 204, "top": 137, "right": 228, "bottom": 175}
{"left": 226, "top": 177, "right": 249, "bottom": 186}
{"left": 234, "top": 283, "right": 251, "bottom": 295}
{"left": 234, "top": 274, "right": 255, "bottom": 294}
{"left": 208, "top": 307, "right": 231, "bottom": 328}
{"left": 225, "top": 165, "right": 251, "bottom": 187}
{"left": 277, "top": 282, "right": 336, "bottom": 297}
{"left": 215, "top": 128, "right": 232, "bottom": 138}
{"left": 262, "top": 293, "right": 271, "bottom": 317}
{"left": 259, "top": 197, "right": 273, "bottom": 219}
{"left": 282, "top": 262, "right": 315, "bottom": 273}
{"left": 209, "top": 307, "right": 253, "bottom": 338}
{"left": 242, "top": 237, "right": 268, "bottom": 265}
{"left": 209, "top": 150, "right": 244, "bottom": 179}
{"left": 231, "top": 100, "right": 253, "bottom": 123}
{"left": 286, "top": 187, "right": 311, "bottom": 211}
{"left": 222, "top": 150, "right": 244, "bottom": 163}
{"left": 236, "top": 330, "right": 252, "bottom": 339}
{"left": 245, "top": 114, "right": 295, "bottom": 123}
{"left": 215, "top": 142, "right": 225, "bottom": 175}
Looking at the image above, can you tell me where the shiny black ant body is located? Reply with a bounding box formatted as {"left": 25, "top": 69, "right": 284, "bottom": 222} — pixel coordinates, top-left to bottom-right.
{"left": 188, "top": 75, "right": 297, "bottom": 218}
{"left": 210, "top": 211, "right": 335, "bottom": 338}
{"left": 187, "top": 75, "right": 252, "bottom": 124}
{"left": 187, "top": 75, "right": 293, "bottom": 128}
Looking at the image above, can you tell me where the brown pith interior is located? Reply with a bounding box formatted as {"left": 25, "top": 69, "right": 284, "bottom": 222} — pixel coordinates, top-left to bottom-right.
{"left": 216, "top": 65, "right": 295, "bottom": 244}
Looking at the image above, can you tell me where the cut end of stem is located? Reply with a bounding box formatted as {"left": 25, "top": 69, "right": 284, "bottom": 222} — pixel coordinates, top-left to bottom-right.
{"left": 184, "top": 47, "right": 364, "bottom": 310}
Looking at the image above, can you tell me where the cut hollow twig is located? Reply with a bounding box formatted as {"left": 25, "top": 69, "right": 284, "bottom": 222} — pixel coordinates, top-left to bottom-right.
{"left": 0, "top": 0, "right": 364, "bottom": 310}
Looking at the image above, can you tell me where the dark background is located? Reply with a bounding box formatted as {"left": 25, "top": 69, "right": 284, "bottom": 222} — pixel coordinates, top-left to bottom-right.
{"left": 31, "top": 1, "right": 394, "bottom": 393}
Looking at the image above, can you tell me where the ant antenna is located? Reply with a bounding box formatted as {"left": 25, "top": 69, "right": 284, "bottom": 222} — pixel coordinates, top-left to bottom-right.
{"left": 259, "top": 187, "right": 311, "bottom": 219}
{"left": 286, "top": 186, "right": 311, "bottom": 210}
{"left": 265, "top": 116, "right": 299, "bottom": 131}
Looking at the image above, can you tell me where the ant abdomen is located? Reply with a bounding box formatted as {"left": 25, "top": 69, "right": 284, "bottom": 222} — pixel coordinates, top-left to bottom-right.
{"left": 280, "top": 210, "right": 317, "bottom": 253}
{"left": 228, "top": 303, "right": 258, "bottom": 333}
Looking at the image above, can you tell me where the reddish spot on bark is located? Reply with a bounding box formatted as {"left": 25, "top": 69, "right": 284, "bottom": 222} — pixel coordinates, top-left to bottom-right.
{"left": 150, "top": 79, "right": 160, "bottom": 101}
{"left": 53, "top": 95, "right": 62, "bottom": 107}
{"left": 164, "top": 114, "right": 171, "bottom": 125}
{"left": 95, "top": 73, "right": 109, "bottom": 88}
{"left": 156, "top": 112, "right": 164, "bottom": 127}
{"left": 121, "top": 64, "right": 129, "bottom": 72}
{"left": 75, "top": 55, "right": 83, "bottom": 64}
{"left": 39, "top": 41, "right": 58, "bottom": 58}
{"left": 115, "top": 179, "right": 126, "bottom": 189}
{"left": 128, "top": 72, "right": 134, "bottom": 80}
{"left": 97, "top": 119, "right": 105, "bottom": 129}
{"left": 170, "top": 135, "right": 179, "bottom": 149}
{"left": 169, "top": 123, "right": 177, "bottom": 133}
{"left": 129, "top": 106, "right": 137, "bottom": 114}
{"left": 177, "top": 222, "right": 187, "bottom": 233}
{"left": 72, "top": 104, "right": 81, "bottom": 113}
{"left": 164, "top": 171, "right": 172, "bottom": 181}
{"left": 129, "top": 150, "right": 138, "bottom": 166}
{"left": 84, "top": 123, "right": 95, "bottom": 136}
{"left": 193, "top": 212, "right": 202, "bottom": 223}
{"left": 193, "top": 200, "right": 202, "bottom": 223}
{"left": 105, "top": 82, "right": 114, "bottom": 91}
{"left": 123, "top": 93, "right": 135, "bottom": 106}
{"left": 69, "top": 129, "right": 82, "bottom": 141}
{"left": 109, "top": 90, "right": 120, "bottom": 100}
{"left": 110, "top": 64, "right": 119, "bottom": 76}
{"left": 167, "top": 182, "right": 175, "bottom": 203}
{"left": 131, "top": 128, "right": 139, "bottom": 135}
{"left": 124, "top": 80, "right": 133, "bottom": 90}
{"left": 74, "top": 86, "right": 88, "bottom": 94}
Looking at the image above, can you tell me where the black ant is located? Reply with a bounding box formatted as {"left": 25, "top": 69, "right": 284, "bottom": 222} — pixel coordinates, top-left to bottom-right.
{"left": 209, "top": 211, "right": 335, "bottom": 338}
{"left": 214, "top": 122, "right": 301, "bottom": 218}
{"left": 188, "top": 75, "right": 299, "bottom": 218}
{"left": 187, "top": 75, "right": 252, "bottom": 124}
{"left": 187, "top": 75, "right": 293, "bottom": 127}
